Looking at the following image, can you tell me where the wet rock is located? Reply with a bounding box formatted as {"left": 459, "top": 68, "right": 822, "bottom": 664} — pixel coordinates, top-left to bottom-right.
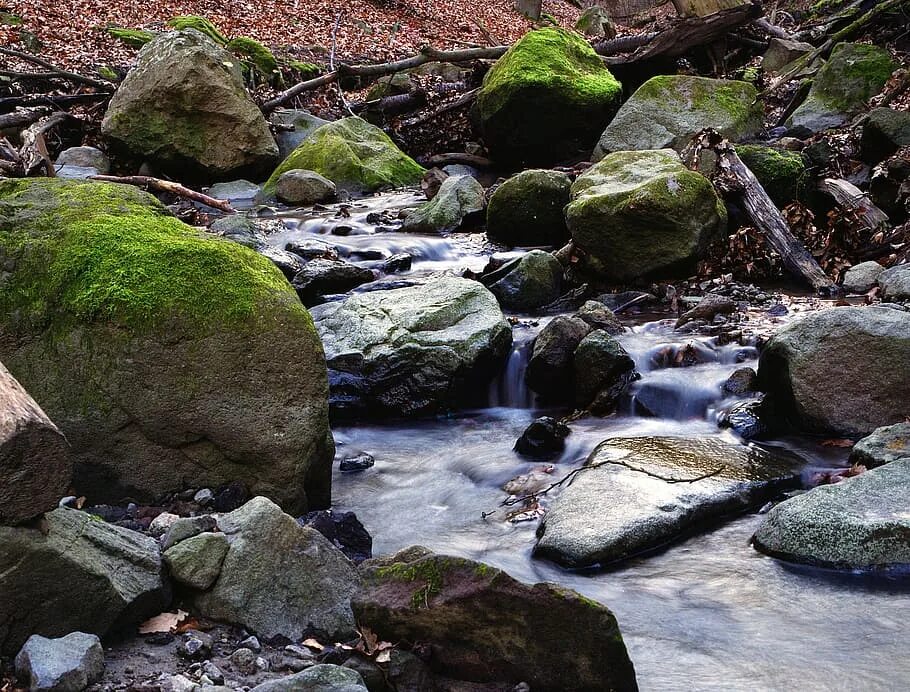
{"left": 207, "top": 180, "right": 261, "bottom": 208}
{"left": 299, "top": 509, "right": 373, "bottom": 564}
{"left": 787, "top": 43, "right": 895, "bottom": 133}
{"left": 339, "top": 453, "right": 375, "bottom": 473}
{"left": 567, "top": 149, "right": 726, "bottom": 282}
{"left": 194, "top": 497, "right": 360, "bottom": 640}
{"left": 194, "top": 488, "right": 214, "bottom": 506}
{"left": 675, "top": 293, "right": 736, "bottom": 329}
{"left": 573, "top": 330, "right": 635, "bottom": 413}
{"left": 399, "top": 175, "right": 485, "bottom": 234}
{"left": 841, "top": 260, "right": 884, "bottom": 293}
{"left": 379, "top": 253, "right": 411, "bottom": 274}
{"left": 239, "top": 636, "right": 262, "bottom": 653}
{"left": 485, "top": 169, "right": 571, "bottom": 247}
{"left": 757, "top": 306, "right": 910, "bottom": 435}
{"left": 311, "top": 277, "right": 511, "bottom": 417}
{"left": 102, "top": 30, "right": 278, "bottom": 180}
{"left": 717, "top": 400, "right": 769, "bottom": 440}
{"left": 762, "top": 37, "right": 814, "bottom": 73}
{"left": 292, "top": 259, "right": 375, "bottom": 305}
{"left": 15, "top": 632, "right": 104, "bottom": 692}
{"left": 0, "top": 361, "right": 71, "bottom": 525}
{"left": 595, "top": 76, "right": 761, "bottom": 156}
{"left": 342, "top": 655, "right": 387, "bottom": 692}
{"left": 163, "top": 531, "right": 230, "bottom": 590}
{"left": 55, "top": 146, "right": 110, "bottom": 174}
{"left": 880, "top": 266, "right": 910, "bottom": 301}
{"left": 722, "top": 367, "right": 758, "bottom": 396}
{"left": 598, "top": 291, "right": 656, "bottom": 312}
{"left": 535, "top": 436, "right": 801, "bottom": 567}
{"left": 0, "top": 507, "right": 168, "bottom": 654}
{"left": 161, "top": 515, "right": 219, "bottom": 551}
{"left": 285, "top": 239, "right": 338, "bottom": 262}
{"left": 752, "top": 459, "right": 910, "bottom": 570}
{"left": 477, "top": 27, "right": 621, "bottom": 166}
{"left": 514, "top": 417, "right": 570, "bottom": 459}
{"left": 385, "top": 649, "right": 434, "bottom": 692}
{"left": 276, "top": 170, "right": 337, "bottom": 206}
{"left": 525, "top": 316, "right": 591, "bottom": 401}
{"left": 484, "top": 250, "right": 564, "bottom": 312}
{"left": 861, "top": 107, "right": 910, "bottom": 163}
{"left": 353, "top": 548, "right": 637, "bottom": 691}
{"left": 574, "top": 300, "right": 624, "bottom": 335}
{"left": 178, "top": 631, "right": 213, "bottom": 660}
{"left": 249, "top": 664, "right": 367, "bottom": 692}
{"left": 269, "top": 109, "right": 330, "bottom": 162}
{"left": 849, "top": 423, "right": 910, "bottom": 468}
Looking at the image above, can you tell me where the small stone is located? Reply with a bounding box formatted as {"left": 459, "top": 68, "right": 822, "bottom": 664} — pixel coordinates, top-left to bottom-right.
{"left": 230, "top": 647, "right": 258, "bottom": 675}
{"left": 178, "top": 631, "right": 213, "bottom": 660}
{"left": 164, "top": 531, "right": 230, "bottom": 590}
{"left": 514, "top": 417, "right": 571, "bottom": 459}
{"left": 722, "top": 367, "right": 757, "bottom": 396}
{"left": 766, "top": 303, "right": 788, "bottom": 316}
{"left": 55, "top": 146, "right": 111, "bottom": 174}
{"left": 201, "top": 662, "right": 224, "bottom": 686}
{"left": 15, "top": 632, "right": 105, "bottom": 692}
{"left": 283, "top": 645, "right": 317, "bottom": 661}
{"left": 842, "top": 260, "right": 884, "bottom": 294}
{"left": 194, "top": 489, "right": 214, "bottom": 506}
{"left": 149, "top": 512, "right": 181, "bottom": 537}
{"left": 238, "top": 635, "right": 261, "bottom": 653}
{"left": 167, "top": 674, "right": 200, "bottom": 692}
{"left": 255, "top": 657, "right": 269, "bottom": 671}
{"left": 339, "top": 453, "right": 375, "bottom": 472}
{"left": 162, "top": 515, "right": 218, "bottom": 551}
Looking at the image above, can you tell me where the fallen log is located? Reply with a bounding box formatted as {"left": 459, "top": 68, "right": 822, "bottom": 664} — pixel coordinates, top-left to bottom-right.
{"left": 423, "top": 152, "right": 494, "bottom": 168}
{"left": 687, "top": 129, "right": 838, "bottom": 294}
{"left": 262, "top": 45, "right": 507, "bottom": 113}
{"left": 89, "top": 175, "right": 237, "bottom": 214}
{"left": 819, "top": 178, "right": 890, "bottom": 234}
{"left": 0, "top": 108, "right": 51, "bottom": 131}
{"left": 20, "top": 112, "right": 72, "bottom": 176}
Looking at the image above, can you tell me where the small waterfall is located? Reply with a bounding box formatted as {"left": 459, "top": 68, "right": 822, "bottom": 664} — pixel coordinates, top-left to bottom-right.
{"left": 488, "top": 336, "right": 536, "bottom": 409}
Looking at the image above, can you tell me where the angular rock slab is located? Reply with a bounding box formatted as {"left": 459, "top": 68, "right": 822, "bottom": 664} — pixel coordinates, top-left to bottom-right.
{"left": 194, "top": 497, "right": 360, "bottom": 640}
{"left": 0, "top": 360, "right": 71, "bottom": 525}
{"left": 0, "top": 508, "right": 168, "bottom": 654}
{"left": 15, "top": 632, "right": 104, "bottom": 692}
{"left": 311, "top": 277, "right": 511, "bottom": 417}
{"left": 399, "top": 175, "right": 485, "bottom": 234}
{"left": 753, "top": 459, "right": 910, "bottom": 570}
{"left": 250, "top": 664, "right": 367, "bottom": 692}
{"left": 849, "top": 423, "right": 910, "bottom": 468}
{"left": 535, "top": 436, "right": 801, "bottom": 567}
{"left": 353, "top": 547, "right": 638, "bottom": 691}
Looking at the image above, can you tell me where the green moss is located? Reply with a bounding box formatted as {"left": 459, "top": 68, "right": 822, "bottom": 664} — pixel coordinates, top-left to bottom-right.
{"left": 636, "top": 75, "right": 759, "bottom": 126}
{"left": 375, "top": 558, "right": 446, "bottom": 609}
{"left": 288, "top": 60, "right": 320, "bottom": 79}
{"left": 104, "top": 106, "right": 209, "bottom": 162}
{"left": 262, "top": 117, "right": 424, "bottom": 196}
{"left": 107, "top": 26, "right": 154, "bottom": 47}
{"left": 812, "top": 42, "right": 895, "bottom": 112}
{"left": 166, "top": 16, "right": 227, "bottom": 45}
{"left": 227, "top": 36, "right": 279, "bottom": 80}
{"left": 0, "top": 179, "right": 302, "bottom": 337}
{"left": 735, "top": 144, "right": 807, "bottom": 206}
{"left": 97, "top": 66, "right": 119, "bottom": 81}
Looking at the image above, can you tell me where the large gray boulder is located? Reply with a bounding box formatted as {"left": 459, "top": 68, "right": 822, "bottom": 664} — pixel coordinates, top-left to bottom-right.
{"left": 275, "top": 170, "right": 337, "bottom": 206}
{"left": 485, "top": 169, "right": 571, "bottom": 247}
{"left": 310, "top": 277, "right": 511, "bottom": 416}
{"left": 566, "top": 149, "right": 726, "bottom": 281}
{"left": 0, "top": 508, "right": 168, "bottom": 654}
{"left": 353, "top": 547, "right": 638, "bottom": 691}
{"left": 0, "top": 179, "right": 333, "bottom": 514}
{"left": 102, "top": 30, "right": 278, "bottom": 180}
{"left": 881, "top": 266, "right": 910, "bottom": 301}
{"left": 15, "top": 632, "right": 104, "bottom": 692}
{"left": 194, "top": 497, "right": 360, "bottom": 640}
{"left": 752, "top": 459, "right": 910, "bottom": 570}
{"left": 250, "top": 665, "right": 367, "bottom": 692}
{"left": 534, "top": 436, "right": 801, "bottom": 567}
{"left": 0, "top": 360, "right": 71, "bottom": 525}
{"left": 400, "top": 175, "right": 485, "bottom": 234}
{"left": 849, "top": 423, "right": 910, "bottom": 468}
{"left": 594, "top": 75, "right": 762, "bottom": 158}
{"left": 841, "top": 260, "right": 884, "bottom": 293}
{"left": 787, "top": 42, "right": 895, "bottom": 133}
{"left": 757, "top": 306, "right": 910, "bottom": 435}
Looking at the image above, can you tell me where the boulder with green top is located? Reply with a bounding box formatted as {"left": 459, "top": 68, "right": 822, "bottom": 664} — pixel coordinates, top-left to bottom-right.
{"left": 486, "top": 169, "right": 571, "bottom": 247}
{"left": 269, "top": 109, "right": 331, "bottom": 161}
{"left": 477, "top": 27, "right": 622, "bottom": 166}
{"left": 752, "top": 459, "right": 910, "bottom": 570}
{"left": 353, "top": 546, "right": 638, "bottom": 691}
{"left": 594, "top": 75, "right": 762, "bottom": 158}
{"left": 735, "top": 144, "right": 808, "bottom": 206}
{"left": 566, "top": 149, "right": 727, "bottom": 281}
{"left": 399, "top": 175, "right": 485, "bottom": 233}
{"left": 787, "top": 42, "right": 895, "bottom": 133}
{"left": 0, "top": 507, "right": 168, "bottom": 654}
{"left": 0, "top": 178, "right": 333, "bottom": 513}
{"left": 483, "top": 250, "right": 563, "bottom": 312}
{"left": 262, "top": 117, "right": 424, "bottom": 197}
{"left": 101, "top": 29, "right": 278, "bottom": 180}
{"left": 310, "top": 277, "right": 511, "bottom": 417}
{"left": 757, "top": 306, "right": 910, "bottom": 435}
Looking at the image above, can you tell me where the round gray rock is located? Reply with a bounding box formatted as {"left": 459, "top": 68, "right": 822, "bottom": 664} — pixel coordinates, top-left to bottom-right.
{"left": 486, "top": 250, "right": 563, "bottom": 312}
{"left": 841, "top": 260, "right": 884, "bottom": 293}
{"left": 400, "top": 175, "right": 485, "bottom": 234}
{"left": 276, "top": 170, "right": 337, "bottom": 205}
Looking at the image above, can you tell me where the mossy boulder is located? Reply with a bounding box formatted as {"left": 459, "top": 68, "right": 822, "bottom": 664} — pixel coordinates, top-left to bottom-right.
{"left": 486, "top": 169, "right": 571, "bottom": 247}
{"left": 269, "top": 109, "right": 331, "bottom": 162}
{"left": 477, "top": 28, "right": 622, "bottom": 166}
{"left": 735, "top": 144, "right": 808, "bottom": 206}
{"left": 484, "top": 250, "right": 564, "bottom": 312}
{"left": 354, "top": 547, "right": 638, "bottom": 691}
{"left": 101, "top": 29, "right": 278, "bottom": 181}
{"left": 787, "top": 42, "right": 895, "bottom": 133}
{"left": 565, "top": 149, "right": 727, "bottom": 281}
{"left": 400, "top": 175, "right": 485, "bottom": 234}
{"left": 262, "top": 117, "right": 424, "bottom": 197}
{"left": 0, "top": 179, "right": 333, "bottom": 513}
{"left": 861, "top": 107, "right": 910, "bottom": 163}
{"left": 594, "top": 75, "right": 762, "bottom": 158}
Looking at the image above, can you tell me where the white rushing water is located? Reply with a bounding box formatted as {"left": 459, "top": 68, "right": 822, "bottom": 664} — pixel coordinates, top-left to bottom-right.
{"left": 271, "top": 193, "right": 910, "bottom": 691}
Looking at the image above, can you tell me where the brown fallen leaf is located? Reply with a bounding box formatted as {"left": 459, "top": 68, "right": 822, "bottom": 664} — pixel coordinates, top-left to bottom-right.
{"left": 138, "top": 610, "right": 188, "bottom": 634}
{"left": 820, "top": 438, "right": 855, "bottom": 448}
{"left": 301, "top": 638, "right": 325, "bottom": 651}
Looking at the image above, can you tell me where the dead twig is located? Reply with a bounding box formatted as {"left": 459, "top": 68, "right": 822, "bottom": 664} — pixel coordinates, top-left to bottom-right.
{"left": 89, "top": 175, "right": 237, "bottom": 214}
{"left": 0, "top": 47, "right": 114, "bottom": 91}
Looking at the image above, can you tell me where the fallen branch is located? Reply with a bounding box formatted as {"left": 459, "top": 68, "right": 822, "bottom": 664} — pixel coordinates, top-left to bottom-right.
{"left": 686, "top": 129, "right": 838, "bottom": 295}
{"left": 402, "top": 88, "right": 478, "bottom": 128}
{"left": 423, "top": 152, "right": 494, "bottom": 168}
{"left": 89, "top": 175, "right": 237, "bottom": 214}
{"left": 0, "top": 47, "right": 114, "bottom": 91}
{"left": 20, "top": 112, "right": 72, "bottom": 176}
{"left": 0, "top": 108, "right": 51, "bottom": 131}
{"left": 0, "top": 93, "right": 112, "bottom": 109}
{"left": 262, "top": 45, "right": 507, "bottom": 112}
{"left": 752, "top": 17, "right": 794, "bottom": 39}
{"left": 819, "top": 178, "right": 890, "bottom": 234}
{"left": 593, "top": 32, "right": 658, "bottom": 56}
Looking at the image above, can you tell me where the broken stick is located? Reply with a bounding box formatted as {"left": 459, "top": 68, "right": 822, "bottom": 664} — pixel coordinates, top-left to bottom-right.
{"left": 89, "top": 175, "right": 237, "bottom": 214}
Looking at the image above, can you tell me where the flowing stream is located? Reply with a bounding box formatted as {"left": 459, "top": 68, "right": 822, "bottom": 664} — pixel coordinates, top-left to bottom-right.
{"left": 265, "top": 193, "right": 910, "bottom": 691}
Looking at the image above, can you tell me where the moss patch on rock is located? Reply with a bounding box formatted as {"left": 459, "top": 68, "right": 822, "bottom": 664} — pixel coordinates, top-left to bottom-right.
{"left": 262, "top": 117, "right": 424, "bottom": 196}
{"left": 477, "top": 27, "right": 621, "bottom": 166}
{"left": 735, "top": 144, "right": 808, "bottom": 206}
{"left": 486, "top": 169, "right": 571, "bottom": 247}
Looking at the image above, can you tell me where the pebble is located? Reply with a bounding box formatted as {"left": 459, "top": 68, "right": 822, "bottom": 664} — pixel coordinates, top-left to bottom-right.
{"left": 229, "top": 647, "right": 258, "bottom": 675}
{"left": 178, "top": 631, "right": 213, "bottom": 660}
{"left": 339, "top": 453, "right": 375, "bottom": 472}
{"left": 194, "top": 488, "right": 214, "bottom": 506}
{"left": 201, "top": 661, "right": 225, "bottom": 685}
{"left": 238, "top": 635, "right": 261, "bottom": 653}
{"left": 149, "top": 512, "right": 180, "bottom": 537}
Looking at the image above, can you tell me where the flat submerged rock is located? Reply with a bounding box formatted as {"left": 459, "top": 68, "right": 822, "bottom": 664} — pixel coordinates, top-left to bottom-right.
{"left": 534, "top": 436, "right": 802, "bottom": 568}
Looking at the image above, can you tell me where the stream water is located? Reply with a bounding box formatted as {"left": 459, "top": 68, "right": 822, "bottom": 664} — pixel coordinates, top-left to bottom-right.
{"left": 264, "top": 192, "right": 910, "bottom": 691}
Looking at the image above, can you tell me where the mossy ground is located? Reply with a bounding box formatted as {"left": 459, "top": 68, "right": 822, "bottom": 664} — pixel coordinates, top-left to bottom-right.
{"left": 262, "top": 117, "right": 424, "bottom": 196}
{"left": 0, "top": 179, "right": 303, "bottom": 337}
